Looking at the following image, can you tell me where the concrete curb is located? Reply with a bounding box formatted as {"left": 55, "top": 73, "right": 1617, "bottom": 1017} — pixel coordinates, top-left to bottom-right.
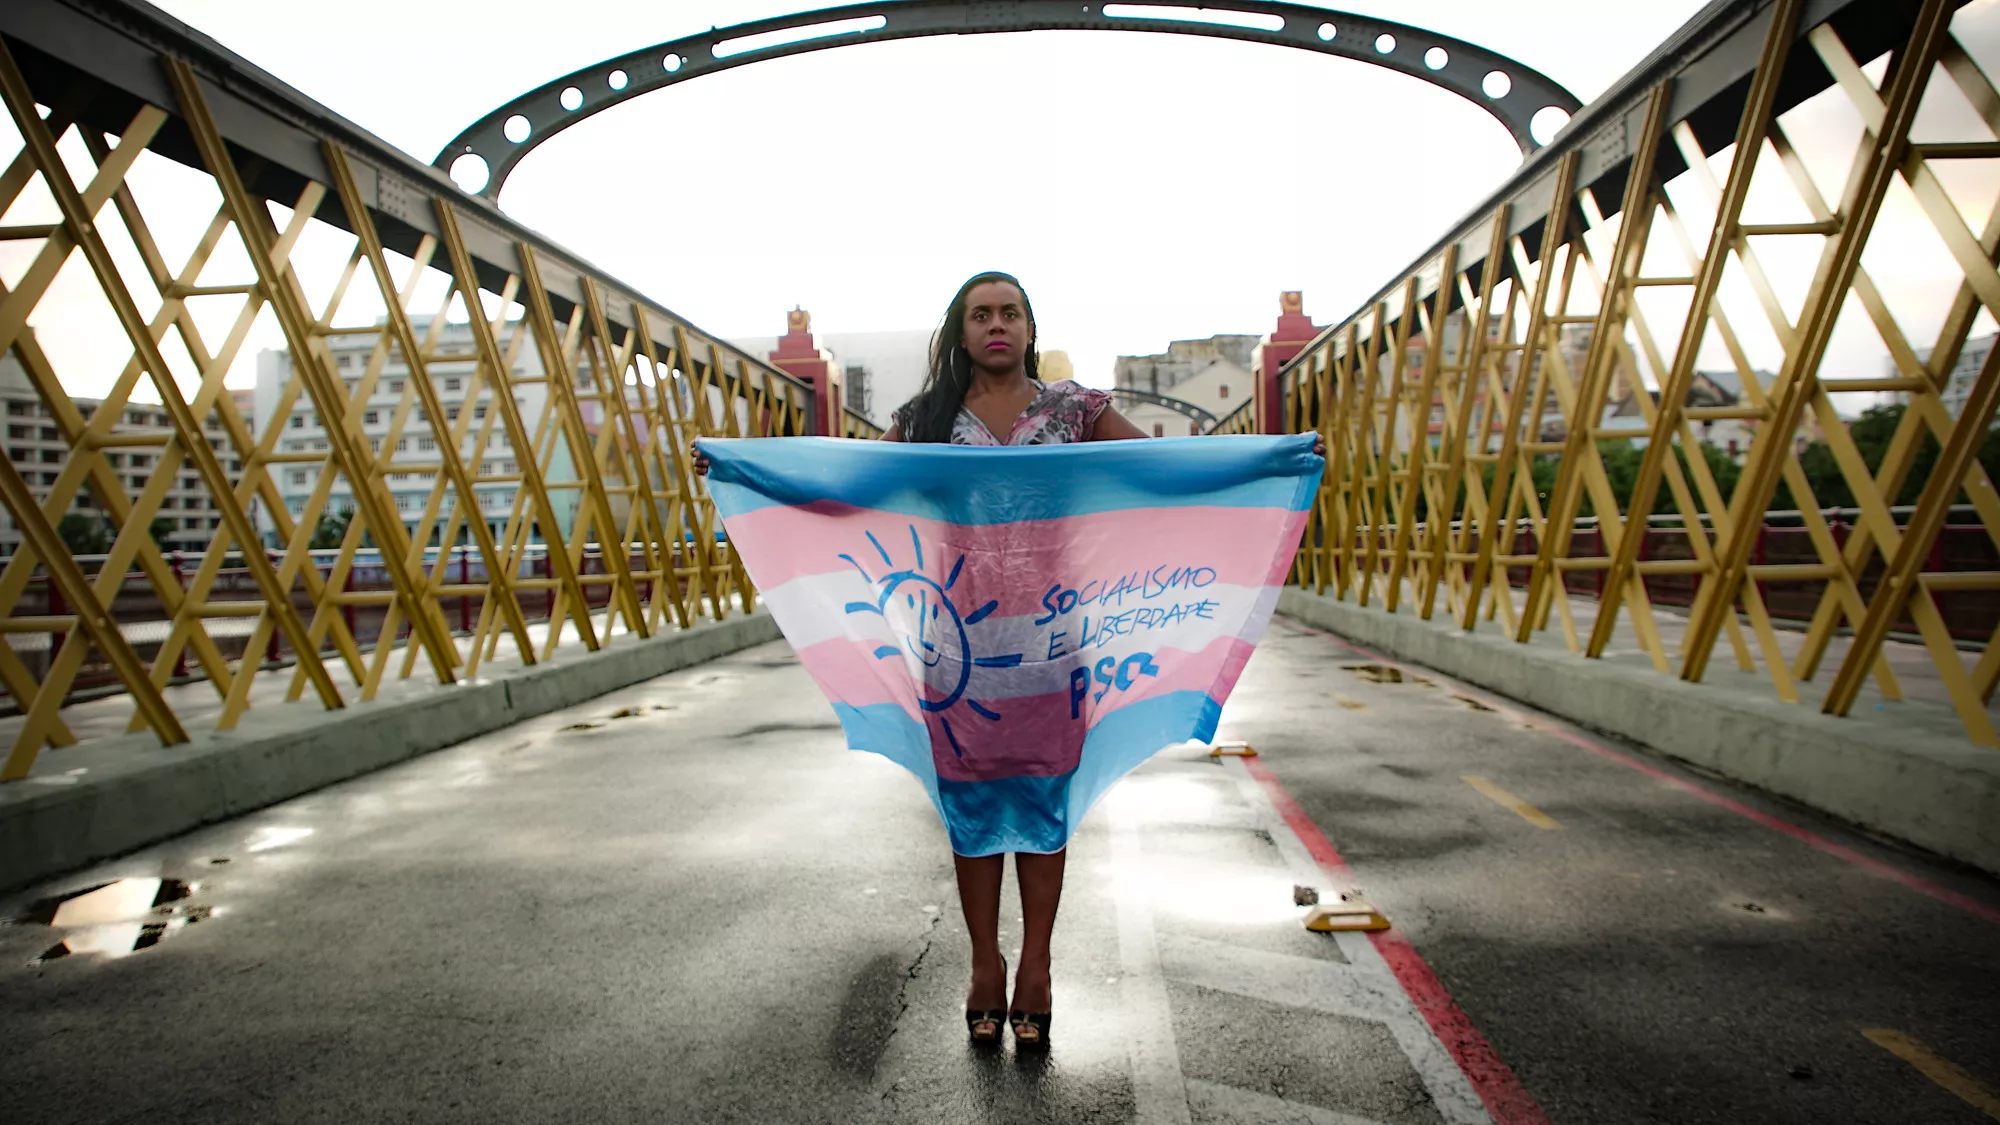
{"left": 1276, "top": 588, "right": 2000, "bottom": 877}
{"left": 0, "top": 611, "right": 782, "bottom": 893}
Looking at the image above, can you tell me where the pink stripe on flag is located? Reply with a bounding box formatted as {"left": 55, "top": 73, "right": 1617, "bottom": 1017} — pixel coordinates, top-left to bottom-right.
{"left": 728, "top": 500, "right": 1307, "bottom": 618}
{"left": 794, "top": 638, "right": 921, "bottom": 716}
{"left": 794, "top": 634, "right": 1256, "bottom": 782}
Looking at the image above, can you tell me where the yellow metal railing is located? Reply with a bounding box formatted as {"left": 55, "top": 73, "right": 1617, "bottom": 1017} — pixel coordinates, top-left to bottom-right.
{"left": 1274, "top": 0, "right": 2000, "bottom": 746}
{"left": 0, "top": 14, "right": 826, "bottom": 776}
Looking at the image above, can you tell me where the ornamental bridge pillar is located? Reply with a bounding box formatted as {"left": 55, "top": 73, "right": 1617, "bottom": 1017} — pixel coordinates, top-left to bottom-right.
{"left": 1255, "top": 291, "right": 1322, "bottom": 435}
{"left": 769, "top": 307, "right": 844, "bottom": 436}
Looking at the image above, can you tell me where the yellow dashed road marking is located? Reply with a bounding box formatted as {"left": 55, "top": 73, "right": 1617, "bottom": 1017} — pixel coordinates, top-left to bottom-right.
{"left": 1461, "top": 775, "right": 1563, "bottom": 830}
{"left": 1863, "top": 1028, "right": 2000, "bottom": 1121}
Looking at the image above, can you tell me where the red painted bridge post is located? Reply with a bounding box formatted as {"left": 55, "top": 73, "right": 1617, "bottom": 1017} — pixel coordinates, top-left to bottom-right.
{"left": 1255, "top": 291, "right": 1322, "bottom": 435}
{"left": 768, "top": 307, "right": 844, "bottom": 437}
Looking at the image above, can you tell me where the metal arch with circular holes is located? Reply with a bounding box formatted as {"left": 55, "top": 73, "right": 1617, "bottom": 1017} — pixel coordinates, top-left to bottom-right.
{"left": 1108, "top": 387, "right": 1221, "bottom": 431}
{"left": 434, "top": 0, "right": 1582, "bottom": 199}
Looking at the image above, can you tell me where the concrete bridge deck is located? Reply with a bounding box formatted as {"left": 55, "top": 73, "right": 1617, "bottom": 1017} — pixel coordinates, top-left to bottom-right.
{"left": 3, "top": 621, "right": 1996, "bottom": 1124}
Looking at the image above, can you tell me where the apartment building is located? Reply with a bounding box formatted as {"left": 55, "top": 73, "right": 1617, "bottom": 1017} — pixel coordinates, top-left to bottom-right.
{"left": 253, "top": 317, "right": 558, "bottom": 547}
{"left": 0, "top": 354, "right": 240, "bottom": 557}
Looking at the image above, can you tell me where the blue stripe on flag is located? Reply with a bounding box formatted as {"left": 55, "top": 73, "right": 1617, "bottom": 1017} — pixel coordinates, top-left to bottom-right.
{"left": 701, "top": 433, "right": 1322, "bottom": 524}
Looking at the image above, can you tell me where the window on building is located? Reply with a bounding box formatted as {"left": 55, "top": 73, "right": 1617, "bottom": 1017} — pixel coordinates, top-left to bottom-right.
{"left": 6, "top": 448, "right": 24, "bottom": 461}
{"left": 446, "top": 405, "right": 460, "bottom": 421}
{"left": 291, "top": 471, "right": 308, "bottom": 486}
{"left": 6, "top": 402, "right": 32, "bottom": 416}
{"left": 364, "top": 411, "right": 379, "bottom": 426}
{"left": 311, "top": 440, "right": 328, "bottom": 451}
{"left": 389, "top": 379, "right": 405, "bottom": 395}
{"left": 6, "top": 425, "right": 27, "bottom": 439}
{"left": 209, "top": 518, "right": 221, "bottom": 529}
{"left": 39, "top": 426, "right": 57, "bottom": 441}
{"left": 1218, "top": 384, "right": 1229, "bottom": 399}
{"left": 474, "top": 404, "right": 487, "bottom": 419}
{"left": 39, "top": 450, "right": 59, "bottom": 463}
{"left": 183, "top": 517, "right": 201, "bottom": 529}
{"left": 417, "top": 437, "right": 436, "bottom": 452}
{"left": 153, "top": 413, "right": 169, "bottom": 427}
{"left": 396, "top": 439, "right": 408, "bottom": 452}
{"left": 40, "top": 471, "right": 58, "bottom": 486}
{"left": 501, "top": 461, "right": 516, "bottom": 474}
{"left": 130, "top": 475, "right": 147, "bottom": 490}
{"left": 444, "top": 377, "right": 461, "bottom": 393}
{"left": 1152, "top": 423, "right": 1164, "bottom": 437}
{"left": 290, "top": 415, "right": 304, "bottom": 429}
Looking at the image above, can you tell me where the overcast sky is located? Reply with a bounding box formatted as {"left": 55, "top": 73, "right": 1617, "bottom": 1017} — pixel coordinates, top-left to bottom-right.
{"left": 11, "top": 0, "right": 1999, "bottom": 406}
{"left": 135, "top": 0, "right": 1711, "bottom": 387}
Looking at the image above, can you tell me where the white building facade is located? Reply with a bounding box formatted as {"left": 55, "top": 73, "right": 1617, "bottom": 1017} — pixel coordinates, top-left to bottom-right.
{"left": 0, "top": 354, "right": 239, "bottom": 557}
{"left": 253, "top": 316, "right": 552, "bottom": 547}
{"left": 1114, "top": 335, "right": 1260, "bottom": 436}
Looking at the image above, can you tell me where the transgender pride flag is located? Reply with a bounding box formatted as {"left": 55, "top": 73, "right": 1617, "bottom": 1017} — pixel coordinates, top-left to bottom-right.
{"left": 699, "top": 433, "right": 1323, "bottom": 856}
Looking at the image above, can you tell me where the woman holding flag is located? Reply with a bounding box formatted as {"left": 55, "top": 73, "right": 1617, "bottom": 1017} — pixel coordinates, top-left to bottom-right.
{"left": 695, "top": 271, "right": 1322, "bottom": 1053}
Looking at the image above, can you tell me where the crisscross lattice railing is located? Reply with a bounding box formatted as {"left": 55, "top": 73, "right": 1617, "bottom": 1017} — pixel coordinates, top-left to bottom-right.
{"left": 0, "top": 0, "right": 877, "bottom": 777}
{"left": 1261, "top": 0, "right": 2000, "bottom": 746}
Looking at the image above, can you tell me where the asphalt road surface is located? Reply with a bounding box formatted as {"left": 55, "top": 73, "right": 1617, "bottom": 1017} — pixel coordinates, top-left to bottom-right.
{"left": 3, "top": 620, "right": 1996, "bottom": 1124}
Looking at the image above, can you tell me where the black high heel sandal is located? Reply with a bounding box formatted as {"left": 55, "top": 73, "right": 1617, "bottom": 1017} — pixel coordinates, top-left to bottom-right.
{"left": 1008, "top": 1009, "right": 1051, "bottom": 1051}
{"left": 966, "top": 1008, "right": 1005, "bottom": 1047}
{"left": 967, "top": 956, "right": 1007, "bottom": 1048}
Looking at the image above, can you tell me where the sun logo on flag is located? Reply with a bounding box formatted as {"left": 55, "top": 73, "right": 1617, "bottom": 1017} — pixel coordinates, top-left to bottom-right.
{"left": 841, "top": 525, "right": 1024, "bottom": 758}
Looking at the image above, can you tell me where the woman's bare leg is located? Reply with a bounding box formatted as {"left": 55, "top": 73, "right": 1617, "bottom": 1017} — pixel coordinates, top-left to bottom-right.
{"left": 1011, "top": 848, "right": 1067, "bottom": 1014}
{"left": 954, "top": 852, "right": 1008, "bottom": 1010}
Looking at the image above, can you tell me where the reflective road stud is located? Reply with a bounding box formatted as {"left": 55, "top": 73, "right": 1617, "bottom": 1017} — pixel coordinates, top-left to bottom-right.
{"left": 1305, "top": 897, "right": 1392, "bottom": 933}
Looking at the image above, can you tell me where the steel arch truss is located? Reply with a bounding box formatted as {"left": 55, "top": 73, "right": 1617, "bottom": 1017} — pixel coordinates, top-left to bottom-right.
{"left": 1108, "top": 387, "right": 1220, "bottom": 430}
{"left": 435, "top": 0, "right": 1582, "bottom": 199}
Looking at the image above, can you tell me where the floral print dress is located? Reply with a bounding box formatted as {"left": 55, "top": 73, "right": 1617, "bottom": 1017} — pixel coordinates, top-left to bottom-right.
{"left": 890, "top": 379, "right": 1113, "bottom": 446}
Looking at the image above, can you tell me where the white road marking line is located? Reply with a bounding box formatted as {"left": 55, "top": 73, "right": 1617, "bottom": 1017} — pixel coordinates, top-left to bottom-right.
{"left": 1111, "top": 797, "right": 1196, "bottom": 1125}
{"left": 1221, "top": 756, "right": 1497, "bottom": 1125}
{"left": 1185, "top": 1078, "right": 1397, "bottom": 1125}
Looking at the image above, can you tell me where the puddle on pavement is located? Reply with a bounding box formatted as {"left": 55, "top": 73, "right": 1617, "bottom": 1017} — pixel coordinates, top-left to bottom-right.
{"left": 1342, "top": 664, "right": 1435, "bottom": 687}
{"left": 10, "top": 877, "right": 215, "bottom": 963}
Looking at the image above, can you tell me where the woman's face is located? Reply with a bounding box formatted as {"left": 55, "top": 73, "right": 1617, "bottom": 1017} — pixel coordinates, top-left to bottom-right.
{"left": 960, "top": 281, "right": 1032, "bottom": 375}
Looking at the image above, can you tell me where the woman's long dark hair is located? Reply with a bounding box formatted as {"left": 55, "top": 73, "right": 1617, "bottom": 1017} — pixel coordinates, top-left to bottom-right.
{"left": 899, "top": 271, "right": 1040, "bottom": 444}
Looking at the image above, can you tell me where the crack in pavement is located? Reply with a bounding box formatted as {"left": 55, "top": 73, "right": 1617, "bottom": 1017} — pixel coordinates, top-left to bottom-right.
{"left": 884, "top": 908, "right": 944, "bottom": 1053}
{"left": 874, "top": 908, "right": 947, "bottom": 1098}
